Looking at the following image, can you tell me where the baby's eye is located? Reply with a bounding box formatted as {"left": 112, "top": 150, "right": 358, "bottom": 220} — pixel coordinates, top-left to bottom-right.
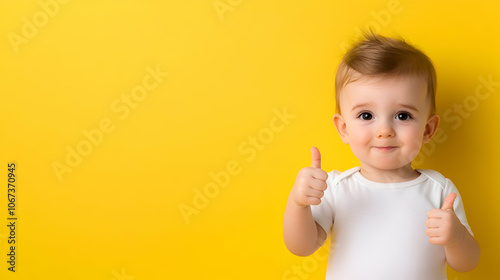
{"left": 358, "top": 112, "right": 373, "bottom": 121}
{"left": 396, "top": 112, "right": 412, "bottom": 121}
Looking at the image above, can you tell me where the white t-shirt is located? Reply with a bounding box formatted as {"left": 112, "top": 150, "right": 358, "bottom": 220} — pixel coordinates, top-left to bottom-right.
{"left": 311, "top": 167, "right": 473, "bottom": 280}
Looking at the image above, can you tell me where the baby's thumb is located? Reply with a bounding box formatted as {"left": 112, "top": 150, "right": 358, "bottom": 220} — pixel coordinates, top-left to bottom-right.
{"left": 441, "top": 193, "right": 457, "bottom": 211}
{"left": 310, "top": 146, "right": 321, "bottom": 169}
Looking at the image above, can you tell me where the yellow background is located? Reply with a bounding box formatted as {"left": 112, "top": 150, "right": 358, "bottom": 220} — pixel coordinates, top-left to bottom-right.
{"left": 1, "top": 0, "right": 499, "bottom": 279}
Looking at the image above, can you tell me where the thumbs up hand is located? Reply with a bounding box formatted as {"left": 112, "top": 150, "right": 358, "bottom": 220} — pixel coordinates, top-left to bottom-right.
{"left": 425, "top": 193, "right": 468, "bottom": 247}
{"left": 291, "top": 147, "right": 329, "bottom": 207}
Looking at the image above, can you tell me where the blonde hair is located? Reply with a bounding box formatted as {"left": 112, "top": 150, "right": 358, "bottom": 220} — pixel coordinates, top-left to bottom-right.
{"left": 335, "top": 33, "right": 437, "bottom": 114}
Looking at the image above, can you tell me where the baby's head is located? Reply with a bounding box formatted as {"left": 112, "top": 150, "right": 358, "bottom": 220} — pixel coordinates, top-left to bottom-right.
{"left": 333, "top": 33, "right": 440, "bottom": 180}
{"left": 335, "top": 33, "right": 437, "bottom": 116}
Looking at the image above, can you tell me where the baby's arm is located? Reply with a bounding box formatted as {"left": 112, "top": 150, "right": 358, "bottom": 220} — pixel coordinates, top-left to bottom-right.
{"left": 283, "top": 147, "right": 328, "bottom": 256}
{"left": 426, "top": 193, "right": 480, "bottom": 272}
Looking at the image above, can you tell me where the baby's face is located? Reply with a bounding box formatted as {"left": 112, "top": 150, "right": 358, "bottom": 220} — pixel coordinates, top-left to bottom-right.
{"left": 335, "top": 75, "right": 438, "bottom": 176}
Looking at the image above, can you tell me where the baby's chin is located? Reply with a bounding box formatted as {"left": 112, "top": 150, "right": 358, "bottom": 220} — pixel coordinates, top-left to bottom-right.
{"left": 364, "top": 161, "right": 415, "bottom": 174}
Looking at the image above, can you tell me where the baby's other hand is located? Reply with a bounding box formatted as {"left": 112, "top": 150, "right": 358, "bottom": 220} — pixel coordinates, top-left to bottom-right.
{"left": 425, "top": 193, "right": 468, "bottom": 247}
{"left": 291, "top": 147, "right": 328, "bottom": 207}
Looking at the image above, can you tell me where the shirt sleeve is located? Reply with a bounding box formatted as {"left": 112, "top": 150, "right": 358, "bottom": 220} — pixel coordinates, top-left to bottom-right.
{"left": 443, "top": 178, "right": 474, "bottom": 236}
{"left": 310, "top": 170, "right": 340, "bottom": 241}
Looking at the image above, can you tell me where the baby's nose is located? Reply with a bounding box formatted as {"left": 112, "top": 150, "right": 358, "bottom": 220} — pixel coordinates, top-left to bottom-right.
{"left": 376, "top": 123, "right": 395, "bottom": 138}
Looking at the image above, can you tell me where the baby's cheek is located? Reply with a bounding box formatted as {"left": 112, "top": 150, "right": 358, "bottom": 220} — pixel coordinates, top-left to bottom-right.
{"left": 408, "top": 144, "right": 422, "bottom": 159}
{"left": 406, "top": 132, "right": 424, "bottom": 150}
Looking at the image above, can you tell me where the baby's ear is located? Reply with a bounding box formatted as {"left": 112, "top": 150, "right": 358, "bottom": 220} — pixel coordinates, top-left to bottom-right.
{"left": 333, "top": 114, "right": 350, "bottom": 144}
{"left": 423, "top": 114, "right": 440, "bottom": 143}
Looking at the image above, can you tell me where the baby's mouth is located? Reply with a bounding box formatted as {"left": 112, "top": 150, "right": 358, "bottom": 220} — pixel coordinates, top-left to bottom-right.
{"left": 374, "top": 146, "right": 397, "bottom": 152}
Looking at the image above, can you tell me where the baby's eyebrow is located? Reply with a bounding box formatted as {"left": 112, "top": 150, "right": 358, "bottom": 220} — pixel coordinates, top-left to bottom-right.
{"left": 350, "top": 103, "right": 420, "bottom": 112}
{"left": 351, "top": 103, "right": 373, "bottom": 112}
{"left": 398, "top": 103, "right": 419, "bottom": 112}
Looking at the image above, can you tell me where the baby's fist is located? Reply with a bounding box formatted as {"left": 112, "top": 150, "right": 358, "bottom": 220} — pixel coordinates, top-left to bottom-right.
{"left": 291, "top": 147, "right": 328, "bottom": 207}
{"left": 425, "top": 193, "right": 467, "bottom": 247}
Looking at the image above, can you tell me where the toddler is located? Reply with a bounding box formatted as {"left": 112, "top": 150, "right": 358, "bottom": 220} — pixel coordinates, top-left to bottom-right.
{"left": 283, "top": 33, "right": 480, "bottom": 279}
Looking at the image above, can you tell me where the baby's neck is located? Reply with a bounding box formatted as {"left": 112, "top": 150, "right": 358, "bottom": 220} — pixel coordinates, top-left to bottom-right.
{"left": 359, "top": 165, "right": 420, "bottom": 183}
